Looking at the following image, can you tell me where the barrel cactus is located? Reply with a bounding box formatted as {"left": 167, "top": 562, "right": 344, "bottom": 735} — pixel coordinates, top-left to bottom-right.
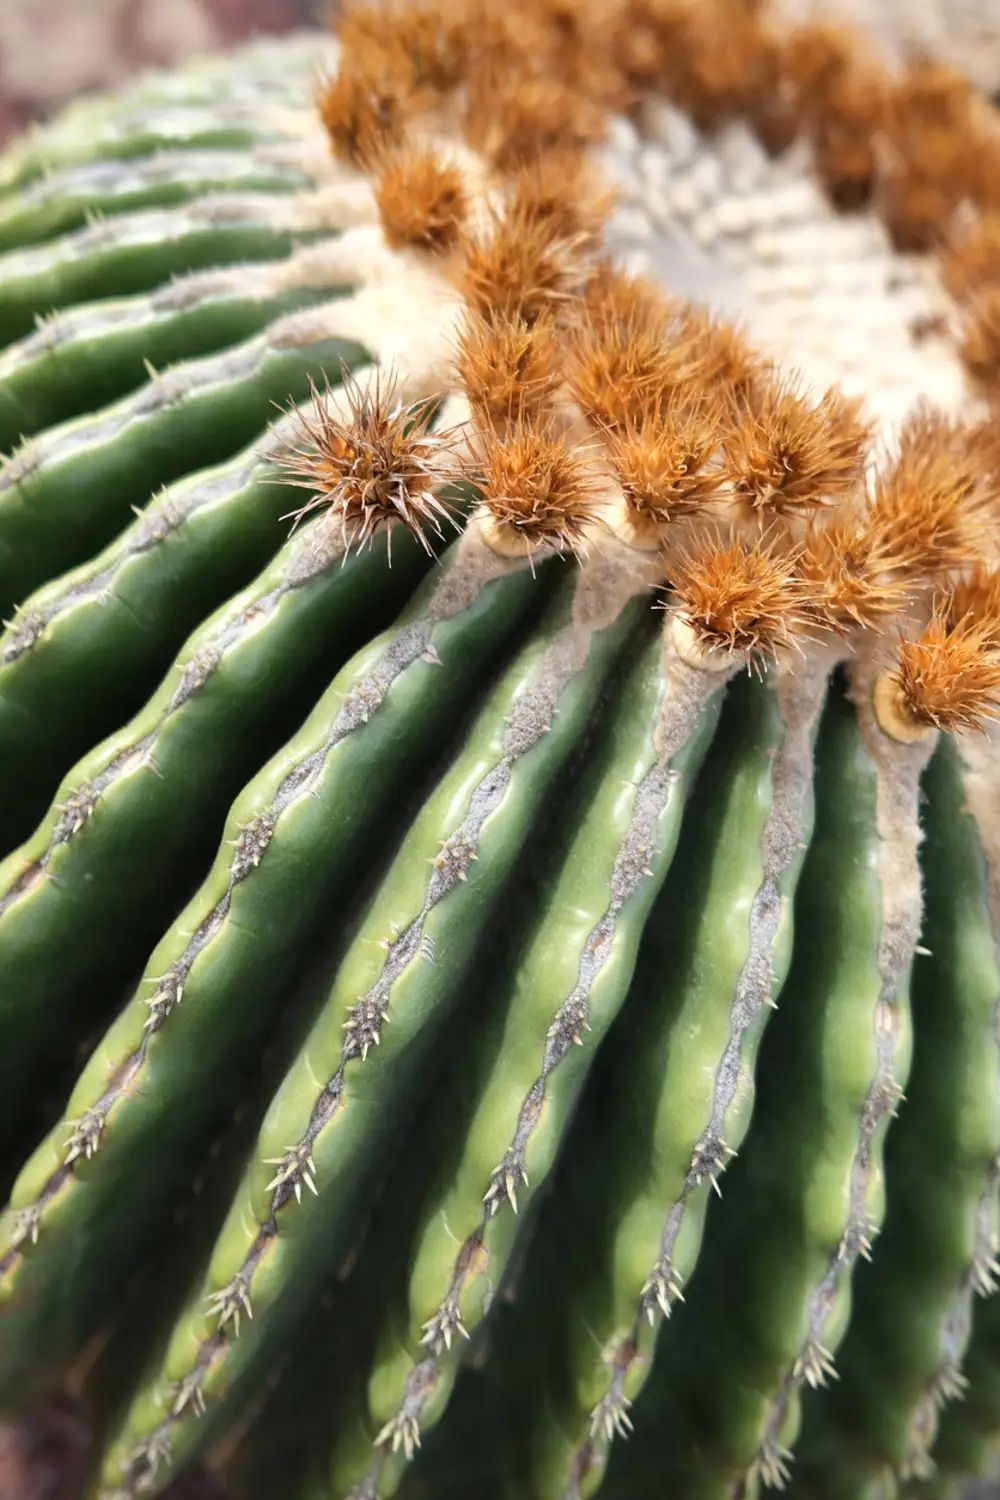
{"left": 5, "top": 4, "right": 1000, "bottom": 1498}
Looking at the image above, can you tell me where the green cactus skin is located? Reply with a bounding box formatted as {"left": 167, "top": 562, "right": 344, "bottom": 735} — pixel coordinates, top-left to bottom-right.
{"left": 478, "top": 660, "right": 826, "bottom": 1499}
{"left": 787, "top": 737, "right": 1000, "bottom": 1497}
{"left": 95, "top": 573, "right": 642, "bottom": 1495}
{"left": 327, "top": 627, "right": 725, "bottom": 1499}
{"left": 0, "top": 547, "right": 539, "bottom": 1403}
{"left": 921, "top": 1291, "right": 1000, "bottom": 1493}
{"left": 0, "top": 391, "right": 386, "bottom": 852}
{"left": 0, "top": 328, "right": 364, "bottom": 616}
{"left": 0, "top": 512, "right": 432, "bottom": 1142}
{"left": 0, "top": 152, "right": 311, "bottom": 256}
{"left": 576, "top": 678, "right": 915, "bottom": 1498}
{"left": 3, "top": 31, "right": 1000, "bottom": 1500}
{"left": 0, "top": 199, "right": 328, "bottom": 348}
{"left": 0, "top": 262, "right": 344, "bottom": 449}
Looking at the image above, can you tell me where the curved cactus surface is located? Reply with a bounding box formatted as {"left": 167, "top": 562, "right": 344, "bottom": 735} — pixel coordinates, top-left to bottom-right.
{"left": 3, "top": 15, "right": 1000, "bottom": 1500}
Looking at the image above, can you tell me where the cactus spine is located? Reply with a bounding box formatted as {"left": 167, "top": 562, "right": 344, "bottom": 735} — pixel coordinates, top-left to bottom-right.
{"left": 4, "top": 7, "right": 1000, "bottom": 1500}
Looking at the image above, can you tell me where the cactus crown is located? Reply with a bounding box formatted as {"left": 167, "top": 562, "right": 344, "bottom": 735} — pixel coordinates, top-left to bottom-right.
{"left": 269, "top": 0, "right": 1000, "bottom": 738}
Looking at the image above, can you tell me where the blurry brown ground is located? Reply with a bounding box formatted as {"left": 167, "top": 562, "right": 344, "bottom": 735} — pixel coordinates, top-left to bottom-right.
{"left": 0, "top": 8, "right": 325, "bottom": 1500}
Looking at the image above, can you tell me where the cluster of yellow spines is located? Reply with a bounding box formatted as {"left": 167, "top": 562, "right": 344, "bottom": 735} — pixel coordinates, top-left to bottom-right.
{"left": 280, "top": 0, "right": 1000, "bottom": 739}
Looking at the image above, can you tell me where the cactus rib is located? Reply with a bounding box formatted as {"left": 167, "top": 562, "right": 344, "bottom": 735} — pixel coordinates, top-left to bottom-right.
{"left": 0, "top": 326, "right": 366, "bottom": 615}
{"left": 0, "top": 250, "right": 351, "bottom": 447}
{"left": 0, "top": 500, "right": 433, "bottom": 1135}
{"left": 96, "top": 563, "right": 645, "bottom": 1495}
{"left": 0, "top": 191, "right": 335, "bottom": 349}
{"left": 0, "top": 149, "right": 312, "bottom": 255}
{"left": 789, "top": 736, "right": 1000, "bottom": 1495}
{"left": 329, "top": 628, "right": 726, "bottom": 1498}
{"left": 562, "top": 654, "right": 831, "bottom": 1495}
{"left": 0, "top": 392, "right": 378, "bottom": 852}
{"left": 744, "top": 658, "right": 933, "bottom": 1488}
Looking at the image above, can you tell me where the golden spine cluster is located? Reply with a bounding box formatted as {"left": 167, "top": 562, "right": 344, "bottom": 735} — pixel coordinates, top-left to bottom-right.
{"left": 283, "top": 0, "right": 1000, "bottom": 741}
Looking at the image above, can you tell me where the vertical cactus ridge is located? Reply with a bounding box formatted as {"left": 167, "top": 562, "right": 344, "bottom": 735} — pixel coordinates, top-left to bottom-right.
{"left": 486, "top": 659, "right": 827, "bottom": 1499}
{"left": 740, "top": 656, "right": 936, "bottom": 1488}
{"left": 95, "top": 569, "right": 642, "bottom": 1497}
{"left": 0, "top": 84, "right": 329, "bottom": 199}
{"left": 787, "top": 735, "right": 1000, "bottom": 1496}
{"left": 0, "top": 541, "right": 539, "bottom": 1402}
{"left": 0, "top": 498, "right": 436, "bottom": 1136}
{"left": 924, "top": 1290, "right": 1000, "bottom": 1489}
{"left": 328, "top": 626, "right": 726, "bottom": 1499}
{"left": 4, "top": 8, "right": 1000, "bottom": 1500}
{"left": 585, "top": 679, "right": 908, "bottom": 1498}
{"left": 576, "top": 652, "right": 830, "bottom": 1493}
{"left": 0, "top": 393, "right": 384, "bottom": 852}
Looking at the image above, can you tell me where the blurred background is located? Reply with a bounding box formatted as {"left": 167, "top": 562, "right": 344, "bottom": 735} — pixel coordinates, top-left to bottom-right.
{"left": 0, "top": 0, "right": 322, "bottom": 146}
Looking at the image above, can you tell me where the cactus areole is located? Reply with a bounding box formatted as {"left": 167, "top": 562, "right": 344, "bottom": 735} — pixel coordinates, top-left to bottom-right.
{"left": 4, "top": 5, "right": 1000, "bottom": 1498}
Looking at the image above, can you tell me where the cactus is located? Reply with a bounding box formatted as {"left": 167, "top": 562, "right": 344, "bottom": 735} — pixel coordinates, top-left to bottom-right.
{"left": 6, "top": 6, "right": 1000, "bottom": 1500}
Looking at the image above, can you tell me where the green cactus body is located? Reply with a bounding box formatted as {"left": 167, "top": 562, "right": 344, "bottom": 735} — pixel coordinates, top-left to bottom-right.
{"left": 0, "top": 512, "right": 435, "bottom": 1137}
{"left": 3, "top": 20, "right": 1000, "bottom": 1500}
{"left": 463, "top": 660, "right": 824, "bottom": 1499}
{"left": 0, "top": 152, "right": 312, "bottom": 256}
{"left": 95, "top": 572, "right": 642, "bottom": 1493}
{"left": 581, "top": 677, "right": 916, "bottom": 1497}
{"left": 326, "top": 626, "right": 726, "bottom": 1499}
{"left": 0, "top": 197, "right": 332, "bottom": 347}
{"left": 0, "top": 391, "right": 391, "bottom": 851}
{"left": 0, "top": 545, "right": 539, "bottom": 1399}
{"left": 0, "top": 328, "right": 366, "bottom": 614}
{"left": 0, "top": 38, "right": 329, "bottom": 192}
{"left": 0, "top": 261, "right": 347, "bottom": 449}
{"left": 787, "top": 736, "right": 1000, "bottom": 1497}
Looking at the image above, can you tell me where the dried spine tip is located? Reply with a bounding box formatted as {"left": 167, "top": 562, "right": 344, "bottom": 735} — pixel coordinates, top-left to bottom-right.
{"left": 808, "top": 63, "right": 883, "bottom": 210}
{"left": 647, "top": 0, "right": 784, "bottom": 137}
{"left": 462, "top": 69, "right": 607, "bottom": 172}
{"left": 940, "top": 213, "right": 1000, "bottom": 299}
{"left": 602, "top": 397, "right": 723, "bottom": 548}
{"left": 471, "top": 417, "right": 604, "bottom": 557}
{"left": 317, "top": 67, "right": 411, "bottom": 168}
{"left": 579, "top": 260, "right": 672, "bottom": 339}
{"left": 454, "top": 309, "right": 563, "bottom": 431}
{"left": 335, "top": 0, "right": 469, "bottom": 99}
{"left": 960, "top": 289, "right": 1000, "bottom": 398}
{"left": 275, "top": 369, "right": 456, "bottom": 556}
{"left": 375, "top": 145, "right": 469, "bottom": 254}
{"left": 454, "top": 203, "right": 588, "bottom": 326}
{"left": 563, "top": 304, "right": 677, "bottom": 434}
{"left": 879, "top": 60, "right": 978, "bottom": 251}
{"left": 798, "top": 510, "right": 911, "bottom": 633}
{"left": 885, "top": 614, "right": 1000, "bottom": 736}
{"left": 948, "top": 566, "right": 1000, "bottom": 647}
{"left": 723, "top": 380, "right": 870, "bottom": 517}
{"left": 666, "top": 533, "right": 811, "bottom": 665}
{"left": 871, "top": 412, "right": 1000, "bottom": 576}
{"left": 506, "top": 149, "right": 617, "bottom": 241}
{"left": 673, "top": 305, "right": 768, "bottom": 410}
